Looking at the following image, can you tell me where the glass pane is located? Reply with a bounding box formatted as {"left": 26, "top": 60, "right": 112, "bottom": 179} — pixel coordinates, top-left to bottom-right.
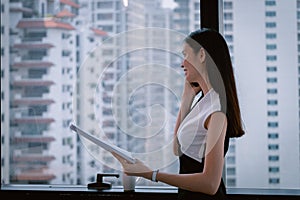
{"left": 1, "top": 0, "right": 200, "bottom": 187}
{"left": 222, "top": 0, "right": 300, "bottom": 190}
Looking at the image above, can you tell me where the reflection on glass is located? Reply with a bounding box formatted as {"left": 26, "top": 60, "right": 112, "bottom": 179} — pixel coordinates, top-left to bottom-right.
{"left": 1, "top": 0, "right": 299, "bottom": 192}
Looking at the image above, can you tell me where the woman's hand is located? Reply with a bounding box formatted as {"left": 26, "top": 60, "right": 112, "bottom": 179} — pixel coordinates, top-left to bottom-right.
{"left": 180, "top": 80, "right": 201, "bottom": 120}
{"left": 111, "top": 152, "right": 153, "bottom": 180}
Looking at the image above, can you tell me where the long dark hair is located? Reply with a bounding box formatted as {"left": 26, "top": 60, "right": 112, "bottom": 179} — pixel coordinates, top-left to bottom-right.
{"left": 184, "top": 28, "right": 244, "bottom": 138}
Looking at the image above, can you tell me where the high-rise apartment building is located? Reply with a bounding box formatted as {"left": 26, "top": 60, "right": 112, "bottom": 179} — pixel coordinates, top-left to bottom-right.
{"left": 75, "top": 0, "right": 178, "bottom": 186}
{"left": 173, "top": 0, "right": 200, "bottom": 34}
{"left": 222, "top": 0, "right": 300, "bottom": 188}
{"left": 2, "top": 0, "right": 80, "bottom": 184}
{"left": 74, "top": 2, "right": 109, "bottom": 183}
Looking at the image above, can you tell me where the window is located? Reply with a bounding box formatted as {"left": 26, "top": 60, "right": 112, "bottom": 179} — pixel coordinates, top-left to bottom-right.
{"left": 1, "top": 0, "right": 299, "bottom": 198}
{"left": 224, "top": 1, "right": 233, "bottom": 10}
{"left": 266, "top": 22, "right": 276, "bottom": 28}
{"left": 221, "top": 0, "right": 299, "bottom": 193}
{"left": 267, "top": 88, "right": 277, "bottom": 94}
{"left": 224, "top": 12, "right": 233, "bottom": 20}
{"left": 266, "top": 33, "right": 276, "bottom": 39}
{"left": 268, "top": 122, "right": 278, "bottom": 128}
{"left": 268, "top": 133, "right": 279, "bottom": 139}
{"left": 267, "top": 99, "right": 278, "bottom": 105}
{"left": 269, "top": 178, "right": 280, "bottom": 184}
{"left": 267, "top": 111, "right": 278, "bottom": 116}
{"left": 268, "top": 144, "right": 279, "bottom": 150}
{"left": 265, "top": 0, "right": 276, "bottom": 6}
{"left": 267, "top": 77, "right": 277, "bottom": 83}
{"left": 269, "top": 155, "right": 279, "bottom": 161}
{"left": 266, "top": 11, "right": 276, "bottom": 17}
{"left": 97, "top": 2, "right": 113, "bottom": 9}
{"left": 266, "top": 44, "right": 277, "bottom": 50}
{"left": 269, "top": 167, "right": 279, "bottom": 173}
{"left": 97, "top": 13, "right": 113, "bottom": 20}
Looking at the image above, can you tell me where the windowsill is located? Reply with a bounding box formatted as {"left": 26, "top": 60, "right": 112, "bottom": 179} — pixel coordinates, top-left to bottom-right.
{"left": 1, "top": 184, "right": 300, "bottom": 200}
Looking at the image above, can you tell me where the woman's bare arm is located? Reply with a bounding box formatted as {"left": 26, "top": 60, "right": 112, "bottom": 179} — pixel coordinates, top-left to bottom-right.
{"left": 158, "top": 112, "right": 227, "bottom": 195}
{"left": 173, "top": 110, "right": 182, "bottom": 156}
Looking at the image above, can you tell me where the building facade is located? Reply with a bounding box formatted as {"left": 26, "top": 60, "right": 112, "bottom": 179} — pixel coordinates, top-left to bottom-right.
{"left": 2, "top": 0, "right": 79, "bottom": 184}
{"left": 223, "top": 0, "right": 300, "bottom": 188}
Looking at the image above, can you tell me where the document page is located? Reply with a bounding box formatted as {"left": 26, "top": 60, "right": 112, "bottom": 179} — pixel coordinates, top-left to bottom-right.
{"left": 70, "top": 123, "right": 136, "bottom": 163}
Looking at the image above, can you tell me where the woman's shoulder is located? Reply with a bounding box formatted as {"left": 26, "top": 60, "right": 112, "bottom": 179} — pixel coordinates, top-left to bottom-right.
{"left": 198, "top": 89, "right": 221, "bottom": 112}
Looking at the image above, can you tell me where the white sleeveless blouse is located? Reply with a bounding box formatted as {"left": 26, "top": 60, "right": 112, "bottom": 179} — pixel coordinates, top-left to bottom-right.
{"left": 177, "top": 89, "right": 221, "bottom": 163}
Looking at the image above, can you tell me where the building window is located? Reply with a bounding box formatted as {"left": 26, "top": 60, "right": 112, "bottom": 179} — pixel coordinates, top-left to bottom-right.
{"left": 224, "top": 1, "right": 233, "bottom": 10}
{"left": 269, "top": 178, "right": 280, "bottom": 184}
{"left": 224, "top": 23, "right": 233, "bottom": 31}
{"left": 266, "top": 22, "right": 276, "bottom": 28}
{"left": 267, "top": 77, "right": 277, "bottom": 83}
{"left": 266, "top": 44, "right": 277, "bottom": 50}
{"left": 266, "top": 55, "right": 277, "bottom": 61}
{"left": 224, "top": 12, "right": 233, "bottom": 20}
{"left": 99, "top": 25, "right": 113, "bottom": 32}
{"left": 226, "top": 178, "right": 236, "bottom": 187}
{"left": 227, "top": 167, "right": 236, "bottom": 175}
{"left": 266, "top": 33, "right": 276, "bottom": 39}
{"left": 268, "top": 122, "right": 278, "bottom": 128}
{"left": 226, "top": 156, "right": 235, "bottom": 164}
{"left": 266, "top": 11, "right": 276, "bottom": 17}
{"left": 267, "top": 110, "right": 278, "bottom": 116}
{"left": 267, "top": 88, "right": 277, "bottom": 94}
{"left": 269, "top": 155, "right": 279, "bottom": 161}
{"left": 225, "top": 34, "right": 233, "bottom": 42}
{"left": 194, "top": 2, "right": 200, "bottom": 9}
{"left": 265, "top": 0, "right": 276, "bottom": 6}
{"left": 97, "top": 13, "right": 113, "bottom": 20}
{"left": 268, "top": 144, "right": 279, "bottom": 150}
{"left": 267, "top": 66, "right": 277, "bottom": 72}
{"left": 268, "top": 133, "right": 279, "bottom": 139}
{"left": 267, "top": 99, "right": 278, "bottom": 105}
{"left": 97, "top": 2, "right": 113, "bottom": 9}
{"left": 269, "top": 167, "right": 280, "bottom": 173}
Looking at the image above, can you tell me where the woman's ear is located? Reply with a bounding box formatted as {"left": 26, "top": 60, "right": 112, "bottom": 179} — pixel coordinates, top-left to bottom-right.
{"left": 198, "top": 47, "right": 206, "bottom": 63}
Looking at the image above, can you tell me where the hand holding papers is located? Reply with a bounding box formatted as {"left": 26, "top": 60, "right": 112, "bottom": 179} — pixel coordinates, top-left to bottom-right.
{"left": 70, "top": 123, "right": 136, "bottom": 164}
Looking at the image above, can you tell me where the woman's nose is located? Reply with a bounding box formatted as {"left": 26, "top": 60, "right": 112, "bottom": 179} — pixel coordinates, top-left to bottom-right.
{"left": 181, "top": 59, "right": 187, "bottom": 68}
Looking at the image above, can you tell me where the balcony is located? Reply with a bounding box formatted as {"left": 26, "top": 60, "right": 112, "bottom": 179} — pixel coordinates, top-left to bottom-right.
{"left": 16, "top": 19, "right": 76, "bottom": 31}
{"left": 13, "top": 172, "right": 56, "bottom": 181}
{"left": 13, "top": 43, "right": 54, "bottom": 50}
{"left": 12, "top": 136, "right": 55, "bottom": 144}
{"left": 11, "top": 79, "right": 55, "bottom": 87}
{"left": 12, "top": 153, "right": 55, "bottom": 162}
{"left": 11, "top": 61, "right": 54, "bottom": 69}
{"left": 11, "top": 117, "right": 55, "bottom": 124}
{"left": 12, "top": 98, "right": 55, "bottom": 106}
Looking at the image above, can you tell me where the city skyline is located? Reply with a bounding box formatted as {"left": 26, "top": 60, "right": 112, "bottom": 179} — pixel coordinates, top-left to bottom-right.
{"left": 1, "top": 0, "right": 299, "bottom": 190}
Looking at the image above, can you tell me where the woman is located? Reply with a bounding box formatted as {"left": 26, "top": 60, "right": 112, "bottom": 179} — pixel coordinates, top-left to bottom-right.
{"left": 113, "top": 28, "right": 245, "bottom": 199}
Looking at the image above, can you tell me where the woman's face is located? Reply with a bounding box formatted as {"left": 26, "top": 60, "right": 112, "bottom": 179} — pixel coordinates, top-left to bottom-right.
{"left": 181, "top": 42, "right": 201, "bottom": 83}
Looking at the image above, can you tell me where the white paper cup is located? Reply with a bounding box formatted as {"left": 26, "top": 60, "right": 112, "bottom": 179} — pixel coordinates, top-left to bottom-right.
{"left": 122, "top": 173, "right": 136, "bottom": 192}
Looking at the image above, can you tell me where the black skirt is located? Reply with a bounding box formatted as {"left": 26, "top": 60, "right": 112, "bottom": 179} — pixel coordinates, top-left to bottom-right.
{"left": 177, "top": 154, "right": 228, "bottom": 200}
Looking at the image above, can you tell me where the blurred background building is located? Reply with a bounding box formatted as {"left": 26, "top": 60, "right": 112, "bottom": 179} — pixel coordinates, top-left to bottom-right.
{"left": 1, "top": 0, "right": 299, "bottom": 189}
